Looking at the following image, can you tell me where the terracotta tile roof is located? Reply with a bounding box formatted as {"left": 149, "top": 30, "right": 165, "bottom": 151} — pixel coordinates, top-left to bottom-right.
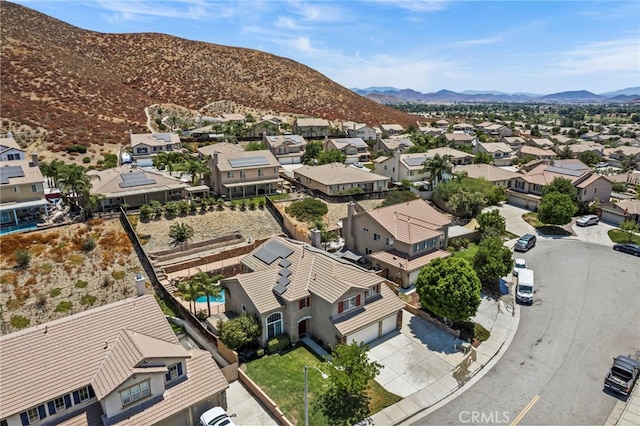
{"left": 198, "top": 142, "right": 244, "bottom": 157}
{"left": 520, "top": 146, "right": 555, "bottom": 156}
{"left": 0, "top": 295, "right": 179, "bottom": 418}
{"left": 264, "top": 135, "right": 307, "bottom": 148}
{"left": 215, "top": 150, "right": 281, "bottom": 172}
{"left": 296, "top": 118, "right": 330, "bottom": 127}
{"left": 88, "top": 165, "right": 189, "bottom": 197}
{"left": 56, "top": 402, "right": 103, "bottom": 426}
{"left": 616, "top": 199, "right": 640, "bottom": 215}
{"left": 454, "top": 164, "right": 519, "bottom": 182}
{"left": 293, "top": 163, "right": 389, "bottom": 185}
{"left": 478, "top": 142, "right": 512, "bottom": 153}
{"left": 362, "top": 199, "right": 450, "bottom": 244}
{"left": 331, "top": 284, "right": 404, "bottom": 336}
{"left": 369, "top": 249, "right": 452, "bottom": 273}
{"left": 0, "top": 136, "right": 21, "bottom": 151}
{"left": 0, "top": 158, "right": 44, "bottom": 186}
{"left": 575, "top": 174, "right": 604, "bottom": 188}
{"left": 130, "top": 133, "right": 180, "bottom": 147}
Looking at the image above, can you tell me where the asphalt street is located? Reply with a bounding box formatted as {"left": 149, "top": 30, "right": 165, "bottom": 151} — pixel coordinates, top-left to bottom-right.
{"left": 411, "top": 239, "right": 640, "bottom": 425}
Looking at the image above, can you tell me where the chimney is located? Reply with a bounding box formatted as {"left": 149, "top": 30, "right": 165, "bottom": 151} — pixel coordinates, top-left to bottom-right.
{"left": 310, "top": 228, "right": 322, "bottom": 249}
{"left": 134, "top": 273, "right": 147, "bottom": 296}
{"left": 31, "top": 152, "right": 39, "bottom": 167}
{"left": 346, "top": 201, "right": 356, "bottom": 245}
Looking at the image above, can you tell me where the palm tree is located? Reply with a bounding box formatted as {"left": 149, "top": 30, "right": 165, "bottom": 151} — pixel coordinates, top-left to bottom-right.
{"left": 190, "top": 271, "right": 223, "bottom": 317}
{"left": 168, "top": 222, "right": 194, "bottom": 249}
{"left": 153, "top": 151, "right": 184, "bottom": 176}
{"left": 422, "top": 154, "right": 453, "bottom": 189}
{"left": 58, "top": 164, "right": 100, "bottom": 212}
{"left": 177, "top": 277, "right": 203, "bottom": 314}
{"left": 181, "top": 159, "right": 211, "bottom": 186}
{"left": 39, "top": 159, "right": 65, "bottom": 189}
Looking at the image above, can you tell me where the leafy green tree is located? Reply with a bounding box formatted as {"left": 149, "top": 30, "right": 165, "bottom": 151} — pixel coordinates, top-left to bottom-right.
{"left": 611, "top": 182, "right": 627, "bottom": 193}
{"left": 558, "top": 145, "right": 574, "bottom": 159}
{"left": 380, "top": 190, "right": 418, "bottom": 207}
{"left": 153, "top": 151, "right": 184, "bottom": 176}
{"left": 302, "top": 141, "right": 323, "bottom": 164}
{"left": 538, "top": 192, "right": 577, "bottom": 225}
{"left": 621, "top": 155, "right": 638, "bottom": 172}
{"left": 245, "top": 141, "right": 266, "bottom": 151}
{"left": 317, "top": 149, "right": 347, "bottom": 165}
{"left": 58, "top": 164, "right": 100, "bottom": 212}
{"left": 177, "top": 277, "right": 203, "bottom": 314}
{"left": 486, "top": 185, "right": 507, "bottom": 205}
{"left": 169, "top": 222, "right": 194, "bottom": 248}
{"left": 285, "top": 198, "right": 328, "bottom": 222}
{"left": 190, "top": 271, "right": 223, "bottom": 317}
{"left": 218, "top": 313, "right": 261, "bottom": 350}
{"left": 422, "top": 154, "right": 452, "bottom": 188}
{"left": 577, "top": 151, "right": 601, "bottom": 166}
{"left": 476, "top": 209, "right": 506, "bottom": 239}
{"left": 39, "top": 159, "right": 65, "bottom": 188}
{"left": 448, "top": 190, "right": 486, "bottom": 218}
{"left": 181, "top": 158, "right": 211, "bottom": 186}
{"left": 317, "top": 342, "right": 382, "bottom": 426}
{"left": 542, "top": 177, "right": 578, "bottom": 199}
{"left": 620, "top": 220, "right": 640, "bottom": 242}
{"left": 416, "top": 257, "right": 482, "bottom": 323}
{"left": 473, "top": 237, "right": 513, "bottom": 285}
{"left": 473, "top": 152, "right": 492, "bottom": 164}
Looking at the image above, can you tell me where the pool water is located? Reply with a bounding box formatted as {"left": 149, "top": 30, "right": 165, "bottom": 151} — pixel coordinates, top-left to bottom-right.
{"left": 195, "top": 290, "right": 225, "bottom": 303}
{"left": 0, "top": 223, "right": 38, "bottom": 236}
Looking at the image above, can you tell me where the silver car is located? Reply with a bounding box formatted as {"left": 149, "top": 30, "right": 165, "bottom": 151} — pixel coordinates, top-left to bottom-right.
{"left": 576, "top": 214, "right": 599, "bottom": 227}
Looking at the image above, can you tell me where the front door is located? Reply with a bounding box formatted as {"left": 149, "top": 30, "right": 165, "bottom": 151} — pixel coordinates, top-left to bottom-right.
{"left": 298, "top": 320, "right": 307, "bottom": 337}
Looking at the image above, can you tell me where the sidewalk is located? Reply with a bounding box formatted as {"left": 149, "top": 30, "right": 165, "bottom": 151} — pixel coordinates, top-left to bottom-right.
{"left": 370, "top": 290, "right": 520, "bottom": 425}
{"left": 604, "top": 383, "right": 640, "bottom": 426}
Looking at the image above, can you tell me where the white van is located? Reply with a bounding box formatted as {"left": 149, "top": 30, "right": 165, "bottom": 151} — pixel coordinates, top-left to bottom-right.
{"left": 516, "top": 268, "right": 534, "bottom": 305}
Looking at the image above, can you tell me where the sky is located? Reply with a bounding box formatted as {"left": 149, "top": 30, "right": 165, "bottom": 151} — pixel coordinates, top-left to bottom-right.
{"left": 12, "top": 0, "right": 640, "bottom": 95}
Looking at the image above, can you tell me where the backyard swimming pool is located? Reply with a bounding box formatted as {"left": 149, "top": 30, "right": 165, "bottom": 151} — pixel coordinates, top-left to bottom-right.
{"left": 195, "top": 290, "right": 225, "bottom": 303}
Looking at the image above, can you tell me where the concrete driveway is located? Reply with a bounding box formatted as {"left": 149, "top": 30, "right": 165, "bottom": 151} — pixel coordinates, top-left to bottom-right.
{"left": 570, "top": 219, "right": 616, "bottom": 246}
{"left": 483, "top": 204, "right": 535, "bottom": 237}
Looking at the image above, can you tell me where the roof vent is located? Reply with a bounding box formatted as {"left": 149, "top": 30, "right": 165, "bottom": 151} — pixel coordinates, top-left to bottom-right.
{"left": 104, "top": 340, "right": 109, "bottom": 349}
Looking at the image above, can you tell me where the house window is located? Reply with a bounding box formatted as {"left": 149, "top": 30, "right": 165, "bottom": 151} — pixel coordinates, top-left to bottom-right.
{"left": 13, "top": 186, "right": 19, "bottom": 193}
{"left": 31, "top": 184, "right": 38, "bottom": 192}
{"left": 365, "top": 248, "right": 371, "bottom": 254}
{"left": 227, "top": 172, "right": 234, "bottom": 178}
{"left": 384, "top": 165, "right": 387, "bottom": 170}
{"left": 240, "top": 171, "right": 246, "bottom": 179}
{"left": 373, "top": 233, "right": 381, "bottom": 241}
{"left": 274, "top": 167, "right": 279, "bottom": 174}
{"left": 166, "top": 362, "right": 183, "bottom": 382}
{"left": 385, "top": 237, "right": 394, "bottom": 246}
{"left": 53, "top": 397, "right": 65, "bottom": 412}
{"left": 27, "top": 408, "right": 39, "bottom": 423}
{"left": 366, "top": 284, "right": 381, "bottom": 298}
{"left": 594, "top": 187, "right": 597, "bottom": 194}
{"left": 266, "top": 312, "right": 283, "bottom": 339}
{"left": 258, "top": 169, "right": 264, "bottom": 177}
{"left": 120, "top": 381, "right": 151, "bottom": 407}
{"left": 338, "top": 295, "right": 360, "bottom": 313}
{"left": 299, "top": 297, "right": 311, "bottom": 309}
{"left": 7, "top": 153, "right": 18, "bottom": 160}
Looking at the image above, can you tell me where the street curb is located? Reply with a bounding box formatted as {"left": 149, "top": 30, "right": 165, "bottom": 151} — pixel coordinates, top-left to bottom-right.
{"left": 393, "top": 300, "right": 521, "bottom": 426}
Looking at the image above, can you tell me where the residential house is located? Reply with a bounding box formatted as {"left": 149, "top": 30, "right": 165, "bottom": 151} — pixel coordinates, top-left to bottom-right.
{"left": 453, "top": 164, "right": 519, "bottom": 189}
{"left": 0, "top": 153, "right": 49, "bottom": 229}
{"left": 293, "top": 118, "right": 331, "bottom": 138}
{"left": 561, "top": 143, "right": 604, "bottom": 157}
{"left": 325, "top": 138, "right": 370, "bottom": 163}
{"left": 343, "top": 122, "right": 378, "bottom": 141}
{"left": 603, "top": 146, "right": 640, "bottom": 170}
{"left": 0, "top": 295, "right": 229, "bottom": 426}
{"left": 418, "top": 126, "right": 444, "bottom": 137}
{"left": 374, "top": 138, "right": 414, "bottom": 156}
{"left": 552, "top": 135, "right": 579, "bottom": 145}
{"left": 223, "top": 236, "right": 405, "bottom": 346}
{"left": 89, "top": 164, "right": 194, "bottom": 211}
{"left": 293, "top": 163, "right": 389, "bottom": 196}
{"left": 475, "top": 142, "right": 515, "bottom": 166}
{"left": 380, "top": 124, "right": 404, "bottom": 136}
{"left": 508, "top": 159, "right": 612, "bottom": 209}
{"left": 599, "top": 199, "right": 640, "bottom": 225}
{"left": 443, "top": 132, "right": 474, "bottom": 148}
{"left": 435, "top": 119, "right": 449, "bottom": 129}
{"left": 264, "top": 135, "right": 307, "bottom": 165}
{"left": 261, "top": 114, "right": 283, "bottom": 125}
{"left": 502, "top": 136, "right": 527, "bottom": 150}
{"left": 477, "top": 122, "right": 512, "bottom": 137}
{"left": 220, "top": 113, "right": 246, "bottom": 125}
{"left": 518, "top": 145, "right": 557, "bottom": 161}
{"left": 342, "top": 199, "right": 452, "bottom": 288}
{"left": 247, "top": 120, "right": 279, "bottom": 138}
{"left": 205, "top": 149, "right": 283, "bottom": 199}
{"left": 0, "top": 136, "right": 26, "bottom": 161}
{"left": 130, "top": 133, "right": 182, "bottom": 167}
{"left": 197, "top": 142, "right": 244, "bottom": 159}
{"left": 453, "top": 123, "right": 475, "bottom": 134}
{"left": 527, "top": 138, "right": 555, "bottom": 149}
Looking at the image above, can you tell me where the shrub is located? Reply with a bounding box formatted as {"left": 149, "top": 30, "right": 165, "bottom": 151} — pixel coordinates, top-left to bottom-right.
{"left": 474, "top": 322, "right": 491, "bottom": 342}
{"left": 286, "top": 198, "right": 328, "bottom": 222}
{"left": 14, "top": 249, "right": 31, "bottom": 268}
{"left": 83, "top": 236, "right": 96, "bottom": 251}
{"left": 111, "top": 270, "right": 126, "bottom": 280}
{"left": 80, "top": 295, "right": 97, "bottom": 306}
{"left": 448, "top": 238, "right": 470, "bottom": 251}
{"left": 195, "top": 309, "right": 208, "bottom": 321}
{"left": 55, "top": 301, "right": 73, "bottom": 313}
{"left": 82, "top": 156, "right": 91, "bottom": 164}
{"left": 6, "top": 297, "right": 24, "bottom": 310}
{"left": 75, "top": 280, "right": 88, "bottom": 289}
{"left": 218, "top": 313, "right": 261, "bottom": 350}
{"left": 266, "top": 333, "right": 290, "bottom": 354}
{"left": 10, "top": 315, "right": 30, "bottom": 329}
{"left": 50, "top": 287, "right": 62, "bottom": 297}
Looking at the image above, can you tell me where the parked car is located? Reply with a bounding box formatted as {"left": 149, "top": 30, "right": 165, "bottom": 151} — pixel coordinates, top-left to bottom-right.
{"left": 199, "top": 407, "right": 236, "bottom": 426}
{"left": 576, "top": 214, "right": 599, "bottom": 227}
{"left": 613, "top": 243, "right": 640, "bottom": 256}
{"left": 514, "top": 234, "right": 536, "bottom": 252}
{"left": 513, "top": 258, "right": 527, "bottom": 276}
{"left": 596, "top": 162, "right": 609, "bottom": 169}
{"left": 515, "top": 268, "right": 534, "bottom": 305}
{"left": 604, "top": 355, "right": 640, "bottom": 395}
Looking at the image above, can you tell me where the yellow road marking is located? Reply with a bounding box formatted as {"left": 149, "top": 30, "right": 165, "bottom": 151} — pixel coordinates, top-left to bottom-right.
{"left": 510, "top": 394, "right": 541, "bottom": 426}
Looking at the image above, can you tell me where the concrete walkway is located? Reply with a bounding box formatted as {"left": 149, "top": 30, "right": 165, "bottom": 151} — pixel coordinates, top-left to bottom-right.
{"left": 226, "top": 381, "right": 279, "bottom": 425}
{"left": 604, "top": 380, "right": 640, "bottom": 426}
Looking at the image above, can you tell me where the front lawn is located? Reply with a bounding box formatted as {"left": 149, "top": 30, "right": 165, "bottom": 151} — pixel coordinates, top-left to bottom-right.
{"left": 608, "top": 229, "right": 640, "bottom": 244}
{"left": 450, "top": 243, "right": 478, "bottom": 264}
{"left": 522, "top": 212, "right": 571, "bottom": 236}
{"left": 244, "top": 345, "right": 400, "bottom": 425}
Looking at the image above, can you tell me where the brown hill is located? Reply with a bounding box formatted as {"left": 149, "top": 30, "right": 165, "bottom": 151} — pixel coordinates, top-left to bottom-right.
{"left": 0, "top": 1, "right": 416, "bottom": 152}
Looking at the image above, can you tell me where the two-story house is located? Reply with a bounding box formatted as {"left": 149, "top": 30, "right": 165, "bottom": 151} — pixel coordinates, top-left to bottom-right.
{"left": 248, "top": 120, "right": 280, "bottom": 138}
{"left": 223, "top": 236, "right": 405, "bottom": 346}
{"left": 0, "top": 153, "right": 49, "bottom": 230}
{"left": 264, "top": 135, "right": 307, "bottom": 165}
{"left": 603, "top": 146, "right": 640, "bottom": 170}
{"left": 204, "top": 149, "right": 283, "bottom": 199}
{"left": 501, "top": 136, "right": 527, "bottom": 150}
{"left": 453, "top": 164, "right": 519, "bottom": 189}
{"left": 293, "top": 118, "right": 331, "bottom": 138}
{"left": 518, "top": 145, "right": 557, "bottom": 161}
{"left": 374, "top": 138, "right": 414, "bottom": 156}
{"left": 130, "top": 133, "right": 182, "bottom": 167}
{"left": 293, "top": 163, "right": 389, "bottom": 196}
{"left": 343, "top": 122, "right": 378, "bottom": 141}
{"left": 0, "top": 136, "right": 26, "bottom": 161}
{"left": 325, "top": 138, "right": 370, "bottom": 163}
{"left": 342, "top": 199, "right": 452, "bottom": 288}
{"left": 527, "top": 138, "right": 555, "bottom": 149}
{"left": 475, "top": 142, "right": 515, "bottom": 166}
{"left": 0, "top": 295, "right": 229, "bottom": 426}
{"left": 374, "top": 148, "right": 474, "bottom": 185}
{"left": 453, "top": 123, "right": 475, "bottom": 134}
{"left": 443, "top": 132, "right": 474, "bottom": 148}
{"left": 380, "top": 124, "right": 404, "bottom": 136}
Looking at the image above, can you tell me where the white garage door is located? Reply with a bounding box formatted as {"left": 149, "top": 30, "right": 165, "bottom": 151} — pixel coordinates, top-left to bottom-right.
{"left": 381, "top": 314, "right": 397, "bottom": 336}
{"left": 348, "top": 323, "right": 379, "bottom": 345}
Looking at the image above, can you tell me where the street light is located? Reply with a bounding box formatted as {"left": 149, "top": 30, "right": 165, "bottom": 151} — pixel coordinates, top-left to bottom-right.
{"left": 304, "top": 365, "right": 328, "bottom": 426}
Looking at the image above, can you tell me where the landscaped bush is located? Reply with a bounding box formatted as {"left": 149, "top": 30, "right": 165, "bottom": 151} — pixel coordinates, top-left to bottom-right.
{"left": 14, "top": 249, "right": 31, "bottom": 268}
{"left": 50, "top": 288, "right": 62, "bottom": 297}
{"left": 66, "top": 144, "right": 87, "bottom": 154}
{"left": 81, "top": 295, "right": 97, "bottom": 306}
{"left": 286, "top": 198, "right": 328, "bottom": 222}
{"left": 448, "top": 238, "right": 470, "bottom": 251}
{"left": 266, "top": 333, "right": 290, "bottom": 354}
{"left": 55, "top": 301, "right": 73, "bottom": 313}
{"left": 111, "top": 270, "right": 126, "bottom": 280}
{"left": 195, "top": 309, "right": 208, "bottom": 321}
{"left": 10, "top": 315, "right": 30, "bottom": 329}
{"left": 82, "top": 236, "right": 96, "bottom": 251}
{"left": 82, "top": 156, "right": 91, "bottom": 163}
{"left": 218, "top": 313, "right": 261, "bottom": 350}
{"left": 75, "top": 280, "right": 88, "bottom": 289}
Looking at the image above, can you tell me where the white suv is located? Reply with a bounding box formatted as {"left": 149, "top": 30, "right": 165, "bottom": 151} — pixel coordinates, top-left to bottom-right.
{"left": 576, "top": 214, "right": 599, "bottom": 227}
{"left": 513, "top": 258, "right": 527, "bottom": 276}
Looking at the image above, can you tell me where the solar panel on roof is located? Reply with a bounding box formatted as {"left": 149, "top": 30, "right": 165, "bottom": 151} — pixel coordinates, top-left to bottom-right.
{"left": 279, "top": 259, "right": 292, "bottom": 268}
{"left": 253, "top": 240, "right": 294, "bottom": 264}
{"left": 404, "top": 157, "right": 428, "bottom": 167}
{"left": 273, "top": 283, "right": 287, "bottom": 295}
{"left": 0, "top": 166, "right": 25, "bottom": 184}
{"left": 253, "top": 246, "right": 279, "bottom": 265}
{"left": 119, "top": 172, "right": 157, "bottom": 188}
{"left": 278, "top": 268, "right": 292, "bottom": 277}
{"left": 228, "top": 156, "right": 270, "bottom": 168}
{"left": 544, "top": 166, "right": 584, "bottom": 177}
{"left": 278, "top": 277, "right": 290, "bottom": 286}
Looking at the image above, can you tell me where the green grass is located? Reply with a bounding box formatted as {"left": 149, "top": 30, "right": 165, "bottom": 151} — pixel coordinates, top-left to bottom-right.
{"left": 244, "top": 345, "right": 400, "bottom": 425}
{"left": 522, "top": 212, "right": 571, "bottom": 236}
{"left": 450, "top": 243, "right": 479, "bottom": 264}
{"left": 608, "top": 229, "right": 640, "bottom": 244}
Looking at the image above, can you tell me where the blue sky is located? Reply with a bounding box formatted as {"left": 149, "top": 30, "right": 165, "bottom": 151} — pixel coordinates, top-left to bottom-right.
{"left": 13, "top": 0, "right": 640, "bottom": 94}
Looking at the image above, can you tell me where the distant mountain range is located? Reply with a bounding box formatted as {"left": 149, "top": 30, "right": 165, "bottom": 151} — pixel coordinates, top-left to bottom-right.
{"left": 352, "top": 87, "right": 640, "bottom": 104}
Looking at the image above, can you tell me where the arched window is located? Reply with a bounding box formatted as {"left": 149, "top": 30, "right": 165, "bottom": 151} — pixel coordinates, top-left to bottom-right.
{"left": 266, "top": 313, "right": 283, "bottom": 339}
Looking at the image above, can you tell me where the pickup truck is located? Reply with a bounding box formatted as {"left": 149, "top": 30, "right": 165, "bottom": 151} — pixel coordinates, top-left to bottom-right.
{"left": 604, "top": 355, "right": 640, "bottom": 395}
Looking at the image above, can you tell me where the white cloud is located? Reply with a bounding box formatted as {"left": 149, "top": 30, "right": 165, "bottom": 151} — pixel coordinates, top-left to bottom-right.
{"left": 370, "top": 0, "right": 449, "bottom": 13}
{"left": 554, "top": 38, "right": 640, "bottom": 75}
{"left": 94, "top": 0, "right": 237, "bottom": 21}
{"left": 447, "top": 36, "right": 503, "bottom": 47}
